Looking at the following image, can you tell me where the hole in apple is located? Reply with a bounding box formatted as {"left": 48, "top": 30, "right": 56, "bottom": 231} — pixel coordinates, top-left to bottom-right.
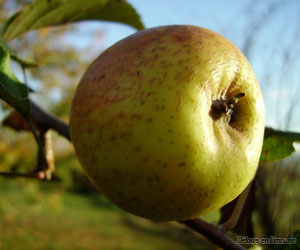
{"left": 209, "top": 99, "right": 226, "bottom": 120}
{"left": 229, "top": 105, "right": 239, "bottom": 126}
{"left": 210, "top": 93, "right": 245, "bottom": 128}
{"left": 228, "top": 95, "right": 252, "bottom": 131}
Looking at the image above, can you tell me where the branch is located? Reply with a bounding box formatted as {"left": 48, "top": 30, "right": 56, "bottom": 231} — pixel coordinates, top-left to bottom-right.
{"left": 30, "top": 100, "right": 71, "bottom": 141}
{"left": 179, "top": 218, "right": 246, "bottom": 250}
{"left": 0, "top": 171, "right": 42, "bottom": 179}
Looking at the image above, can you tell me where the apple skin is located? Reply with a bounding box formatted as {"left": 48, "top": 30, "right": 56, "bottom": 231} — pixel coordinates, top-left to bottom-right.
{"left": 70, "top": 25, "right": 265, "bottom": 221}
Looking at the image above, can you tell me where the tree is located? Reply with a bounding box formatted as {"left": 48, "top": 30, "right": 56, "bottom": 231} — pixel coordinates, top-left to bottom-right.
{"left": 0, "top": 1, "right": 299, "bottom": 250}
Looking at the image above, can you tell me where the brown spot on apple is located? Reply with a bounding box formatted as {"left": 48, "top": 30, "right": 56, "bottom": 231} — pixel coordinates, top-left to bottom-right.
{"left": 141, "top": 158, "right": 148, "bottom": 163}
{"left": 98, "top": 74, "right": 106, "bottom": 81}
{"left": 174, "top": 35, "right": 186, "bottom": 42}
{"left": 131, "top": 113, "right": 142, "bottom": 119}
{"left": 109, "top": 134, "right": 116, "bottom": 141}
{"left": 154, "top": 174, "right": 160, "bottom": 181}
{"left": 134, "top": 145, "right": 142, "bottom": 152}
{"left": 178, "top": 162, "right": 187, "bottom": 167}
{"left": 146, "top": 91, "right": 155, "bottom": 97}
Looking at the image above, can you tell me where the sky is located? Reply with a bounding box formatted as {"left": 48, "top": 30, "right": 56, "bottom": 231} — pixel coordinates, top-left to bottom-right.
{"left": 75, "top": 0, "right": 247, "bottom": 50}
{"left": 99, "top": 0, "right": 246, "bottom": 47}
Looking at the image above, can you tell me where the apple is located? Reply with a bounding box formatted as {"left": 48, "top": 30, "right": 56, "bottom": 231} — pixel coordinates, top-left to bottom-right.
{"left": 70, "top": 25, "right": 265, "bottom": 221}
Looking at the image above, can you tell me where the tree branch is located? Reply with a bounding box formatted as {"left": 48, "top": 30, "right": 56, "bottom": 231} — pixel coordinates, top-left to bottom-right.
{"left": 0, "top": 171, "right": 40, "bottom": 179}
{"left": 179, "top": 218, "right": 246, "bottom": 250}
{"left": 30, "top": 100, "right": 71, "bottom": 141}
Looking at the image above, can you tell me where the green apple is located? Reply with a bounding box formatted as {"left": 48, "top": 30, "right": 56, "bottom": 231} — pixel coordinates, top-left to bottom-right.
{"left": 70, "top": 25, "right": 265, "bottom": 221}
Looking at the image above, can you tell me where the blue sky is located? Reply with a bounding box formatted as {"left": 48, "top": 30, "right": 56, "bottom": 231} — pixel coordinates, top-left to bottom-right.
{"left": 78, "top": 0, "right": 248, "bottom": 50}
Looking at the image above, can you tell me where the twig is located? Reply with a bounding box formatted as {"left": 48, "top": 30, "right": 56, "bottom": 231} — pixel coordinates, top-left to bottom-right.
{"left": 30, "top": 100, "right": 71, "bottom": 140}
{"left": 0, "top": 171, "right": 40, "bottom": 179}
{"left": 26, "top": 116, "right": 48, "bottom": 166}
{"left": 179, "top": 218, "right": 246, "bottom": 250}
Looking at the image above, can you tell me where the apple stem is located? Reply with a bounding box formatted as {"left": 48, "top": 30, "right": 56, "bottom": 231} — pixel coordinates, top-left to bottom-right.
{"left": 218, "top": 181, "right": 252, "bottom": 232}
{"left": 210, "top": 93, "right": 245, "bottom": 121}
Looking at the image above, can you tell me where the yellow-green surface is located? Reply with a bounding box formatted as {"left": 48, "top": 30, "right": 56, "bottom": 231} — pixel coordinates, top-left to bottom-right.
{"left": 70, "top": 25, "right": 265, "bottom": 221}
{"left": 0, "top": 179, "right": 216, "bottom": 250}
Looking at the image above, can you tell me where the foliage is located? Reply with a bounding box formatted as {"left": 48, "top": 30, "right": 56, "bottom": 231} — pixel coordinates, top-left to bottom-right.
{"left": 0, "top": 40, "right": 30, "bottom": 115}
{"left": 271, "top": 230, "right": 300, "bottom": 250}
{"left": 256, "top": 160, "right": 300, "bottom": 238}
{"left": 2, "top": 0, "right": 144, "bottom": 41}
{"left": 260, "top": 128, "right": 300, "bottom": 164}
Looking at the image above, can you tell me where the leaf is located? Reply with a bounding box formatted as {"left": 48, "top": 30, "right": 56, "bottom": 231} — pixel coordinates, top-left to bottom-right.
{"left": 0, "top": 35, "right": 37, "bottom": 68}
{"left": 0, "top": 39, "right": 45, "bottom": 165}
{"left": 0, "top": 40, "right": 30, "bottom": 116}
{"left": 0, "top": 35, "right": 13, "bottom": 53}
{"left": 271, "top": 230, "right": 300, "bottom": 249}
{"left": 1, "top": 11, "right": 20, "bottom": 36}
{"left": 2, "top": 0, "right": 145, "bottom": 41}
{"left": 260, "top": 128, "right": 300, "bottom": 164}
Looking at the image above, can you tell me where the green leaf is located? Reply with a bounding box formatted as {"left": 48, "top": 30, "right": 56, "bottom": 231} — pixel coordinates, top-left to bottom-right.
{"left": 260, "top": 128, "right": 300, "bottom": 164}
{"left": 271, "top": 230, "right": 300, "bottom": 250}
{"left": 0, "top": 35, "right": 37, "bottom": 68}
{"left": 1, "top": 12, "right": 20, "bottom": 39}
{"left": 2, "top": 0, "right": 145, "bottom": 41}
{"left": 0, "top": 35, "right": 13, "bottom": 54}
{"left": 0, "top": 40, "right": 30, "bottom": 116}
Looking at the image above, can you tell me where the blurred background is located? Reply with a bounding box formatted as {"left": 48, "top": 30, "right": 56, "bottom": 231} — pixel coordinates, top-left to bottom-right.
{"left": 0, "top": 0, "right": 299, "bottom": 249}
